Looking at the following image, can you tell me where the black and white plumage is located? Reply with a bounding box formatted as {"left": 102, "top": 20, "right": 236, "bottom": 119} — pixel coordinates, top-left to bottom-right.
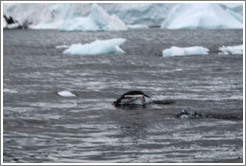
{"left": 112, "top": 91, "right": 153, "bottom": 106}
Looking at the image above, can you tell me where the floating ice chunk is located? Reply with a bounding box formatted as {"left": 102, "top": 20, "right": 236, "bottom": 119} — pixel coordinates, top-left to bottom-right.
{"left": 219, "top": 44, "right": 243, "bottom": 55}
{"left": 59, "top": 4, "right": 127, "bottom": 31}
{"left": 162, "top": 46, "right": 209, "bottom": 57}
{"left": 55, "top": 44, "right": 69, "bottom": 49}
{"left": 63, "top": 38, "right": 126, "bottom": 56}
{"left": 57, "top": 90, "right": 77, "bottom": 97}
{"left": 161, "top": 3, "right": 242, "bottom": 29}
{"left": 127, "top": 24, "right": 148, "bottom": 29}
{"left": 3, "top": 89, "right": 18, "bottom": 93}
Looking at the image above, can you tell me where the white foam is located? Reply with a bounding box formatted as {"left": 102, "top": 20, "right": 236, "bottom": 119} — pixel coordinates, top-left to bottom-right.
{"left": 161, "top": 3, "right": 242, "bottom": 29}
{"left": 218, "top": 44, "right": 243, "bottom": 55}
{"left": 3, "top": 88, "right": 18, "bottom": 93}
{"left": 55, "top": 45, "right": 69, "bottom": 49}
{"left": 57, "top": 90, "right": 77, "bottom": 97}
{"left": 162, "top": 46, "right": 209, "bottom": 57}
{"left": 63, "top": 38, "right": 126, "bottom": 56}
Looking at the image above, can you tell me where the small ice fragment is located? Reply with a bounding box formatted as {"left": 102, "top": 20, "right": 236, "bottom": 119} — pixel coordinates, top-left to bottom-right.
{"left": 162, "top": 46, "right": 209, "bottom": 57}
{"left": 218, "top": 44, "right": 243, "bottom": 55}
{"left": 57, "top": 90, "right": 77, "bottom": 97}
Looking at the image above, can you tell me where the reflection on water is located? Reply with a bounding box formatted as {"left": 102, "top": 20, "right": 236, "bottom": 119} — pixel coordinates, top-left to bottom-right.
{"left": 3, "top": 29, "right": 243, "bottom": 163}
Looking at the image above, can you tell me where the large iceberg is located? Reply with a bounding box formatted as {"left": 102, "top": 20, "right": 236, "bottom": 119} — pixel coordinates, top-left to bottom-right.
{"left": 59, "top": 4, "right": 127, "bottom": 31}
{"left": 62, "top": 38, "right": 126, "bottom": 56}
{"left": 3, "top": 3, "right": 243, "bottom": 29}
{"left": 220, "top": 3, "right": 243, "bottom": 16}
{"left": 101, "top": 3, "right": 174, "bottom": 26}
{"left": 162, "top": 46, "right": 209, "bottom": 57}
{"left": 161, "top": 3, "right": 243, "bottom": 29}
{"left": 218, "top": 44, "right": 243, "bottom": 55}
{"left": 3, "top": 3, "right": 91, "bottom": 29}
{"left": 3, "top": 3, "right": 127, "bottom": 31}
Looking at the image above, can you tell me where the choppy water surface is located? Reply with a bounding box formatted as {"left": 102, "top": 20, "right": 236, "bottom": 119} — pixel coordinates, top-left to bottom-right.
{"left": 3, "top": 29, "right": 243, "bottom": 163}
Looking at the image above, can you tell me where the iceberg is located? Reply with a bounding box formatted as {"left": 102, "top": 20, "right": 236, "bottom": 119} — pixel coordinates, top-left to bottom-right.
{"left": 4, "top": 3, "right": 91, "bottom": 29}
{"left": 3, "top": 3, "right": 243, "bottom": 29}
{"left": 3, "top": 3, "right": 126, "bottom": 31}
{"left": 101, "top": 3, "right": 174, "bottom": 26}
{"left": 225, "top": 9, "right": 243, "bottom": 23}
{"left": 220, "top": 3, "right": 243, "bottom": 16}
{"left": 218, "top": 44, "right": 243, "bottom": 55}
{"left": 162, "top": 46, "right": 209, "bottom": 57}
{"left": 3, "top": 15, "right": 23, "bottom": 29}
{"left": 127, "top": 24, "right": 148, "bottom": 29}
{"left": 63, "top": 38, "right": 126, "bottom": 56}
{"left": 161, "top": 3, "right": 243, "bottom": 29}
{"left": 57, "top": 90, "right": 77, "bottom": 97}
{"left": 59, "top": 4, "right": 127, "bottom": 31}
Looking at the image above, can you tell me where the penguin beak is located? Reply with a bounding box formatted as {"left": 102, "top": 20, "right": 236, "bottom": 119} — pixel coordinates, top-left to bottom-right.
{"left": 112, "top": 102, "right": 116, "bottom": 105}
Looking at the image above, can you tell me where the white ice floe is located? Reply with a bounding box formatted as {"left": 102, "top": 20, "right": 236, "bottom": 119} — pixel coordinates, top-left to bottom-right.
{"left": 218, "top": 44, "right": 243, "bottom": 55}
{"left": 161, "top": 3, "right": 242, "bottom": 29}
{"left": 162, "top": 46, "right": 209, "bottom": 57}
{"left": 57, "top": 90, "right": 77, "bottom": 97}
{"left": 3, "top": 89, "right": 18, "bottom": 93}
{"left": 127, "top": 24, "right": 148, "bottom": 29}
{"left": 63, "top": 38, "right": 126, "bottom": 56}
{"left": 59, "top": 4, "right": 127, "bottom": 31}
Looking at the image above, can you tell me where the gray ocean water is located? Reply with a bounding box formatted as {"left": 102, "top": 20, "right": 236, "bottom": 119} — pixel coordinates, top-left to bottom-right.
{"left": 3, "top": 29, "right": 243, "bottom": 163}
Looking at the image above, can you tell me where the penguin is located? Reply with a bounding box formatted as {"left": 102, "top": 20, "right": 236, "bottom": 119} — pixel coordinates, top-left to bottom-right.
{"left": 112, "top": 91, "right": 152, "bottom": 106}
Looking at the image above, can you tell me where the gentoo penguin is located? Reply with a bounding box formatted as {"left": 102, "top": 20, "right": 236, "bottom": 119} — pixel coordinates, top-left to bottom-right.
{"left": 112, "top": 91, "right": 152, "bottom": 106}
